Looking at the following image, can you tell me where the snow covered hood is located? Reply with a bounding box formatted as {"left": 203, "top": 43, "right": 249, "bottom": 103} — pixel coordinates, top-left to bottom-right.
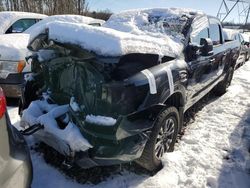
{"left": 0, "top": 11, "right": 47, "bottom": 34}
{"left": 0, "top": 15, "right": 105, "bottom": 61}
{"left": 25, "top": 15, "right": 105, "bottom": 42}
{"left": 45, "top": 8, "right": 204, "bottom": 57}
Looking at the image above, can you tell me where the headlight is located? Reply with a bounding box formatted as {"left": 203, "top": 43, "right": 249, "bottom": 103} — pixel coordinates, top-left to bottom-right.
{"left": 0, "top": 60, "right": 26, "bottom": 79}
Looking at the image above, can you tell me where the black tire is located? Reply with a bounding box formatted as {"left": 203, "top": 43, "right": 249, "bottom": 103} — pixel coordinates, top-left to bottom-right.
{"left": 245, "top": 52, "right": 249, "bottom": 62}
{"left": 243, "top": 54, "right": 247, "bottom": 64}
{"left": 214, "top": 67, "right": 234, "bottom": 96}
{"left": 136, "top": 106, "right": 180, "bottom": 172}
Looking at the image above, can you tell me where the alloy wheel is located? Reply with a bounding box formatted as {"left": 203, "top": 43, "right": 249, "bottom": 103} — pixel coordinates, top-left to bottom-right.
{"left": 154, "top": 117, "right": 175, "bottom": 160}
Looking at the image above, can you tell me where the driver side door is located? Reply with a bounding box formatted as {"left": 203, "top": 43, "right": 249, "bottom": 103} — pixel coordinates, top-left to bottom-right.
{"left": 186, "top": 18, "right": 214, "bottom": 108}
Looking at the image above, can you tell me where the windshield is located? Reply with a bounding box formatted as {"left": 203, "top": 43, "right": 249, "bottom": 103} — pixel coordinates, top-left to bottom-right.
{"left": 145, "top": 14, "right": 190, "bottom": 36}
{"left": 104, "top": 8, "right": 194, "bottom": 39}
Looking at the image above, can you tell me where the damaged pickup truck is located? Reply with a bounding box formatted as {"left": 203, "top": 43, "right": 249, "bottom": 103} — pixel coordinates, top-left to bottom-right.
{"left": 19, "top": 8, "right": 240, "bottom": 172}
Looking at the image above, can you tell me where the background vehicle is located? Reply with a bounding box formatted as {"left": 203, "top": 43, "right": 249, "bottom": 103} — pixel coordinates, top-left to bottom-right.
{"left": 20, "top": 8, "right": 240, "bottom": 172}
{"left": 0, "top": 87, "right": 32, "bottom": 188}
{"left": 0, "top": 15, "right": 104, "bottom": 98}
{"left": 0, "top": 11, "right": 46, "bottom": 34}
{"left": 240, "top": 32, "right": 250, "bottom": 61}
{"left": 223, "top": 28, "right": 250, "bottom": 68}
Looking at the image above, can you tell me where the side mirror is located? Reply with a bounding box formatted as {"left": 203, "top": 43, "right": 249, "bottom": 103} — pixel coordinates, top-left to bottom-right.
{"left": 200, "top": 38, "right": 213, "bottom": 56}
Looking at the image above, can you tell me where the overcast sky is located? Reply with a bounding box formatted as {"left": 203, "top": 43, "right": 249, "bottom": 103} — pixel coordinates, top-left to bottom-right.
{"left": 87, "top": 0, "right": 247, "bottom": 23}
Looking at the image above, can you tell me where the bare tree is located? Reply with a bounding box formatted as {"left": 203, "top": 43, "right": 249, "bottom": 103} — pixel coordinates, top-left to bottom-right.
{"left": 0, "top": 0, "right": 110, "bottom": 20}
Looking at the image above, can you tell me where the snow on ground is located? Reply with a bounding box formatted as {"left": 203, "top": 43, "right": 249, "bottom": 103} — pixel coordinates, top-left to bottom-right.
{"left": 8, "top": 62, "right": 250, "bottom": 188}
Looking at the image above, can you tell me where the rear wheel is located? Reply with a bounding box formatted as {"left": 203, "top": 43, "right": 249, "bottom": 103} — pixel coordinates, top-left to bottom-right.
{"left": 136, "top": 106, "right": 179, "bottom": 172}
{"left": 214, "top": 67, "right": 234, "bottom": 96}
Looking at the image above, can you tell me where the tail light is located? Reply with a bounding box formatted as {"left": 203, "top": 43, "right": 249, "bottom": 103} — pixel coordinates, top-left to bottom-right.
{"left": 0, "top": 88, "right": 6, "bottom": 118}
{"left": 17, "top": 60, "right": 26, "bottom": 73}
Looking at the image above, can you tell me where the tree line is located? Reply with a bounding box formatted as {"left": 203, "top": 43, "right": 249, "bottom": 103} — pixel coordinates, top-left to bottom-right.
{"left": 223, "top": 22, "right": 250, "bottom": 31}
{"left": 0, "top": 0, "right": 112, "bottom": 20}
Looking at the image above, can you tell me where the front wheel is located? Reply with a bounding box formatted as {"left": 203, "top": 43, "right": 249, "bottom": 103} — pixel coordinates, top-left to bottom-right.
{"left": 214, "top": 67, "right": 234, "bottom": 96}
{"left": 136, "top": 106, "right": 179, "bottom": 172}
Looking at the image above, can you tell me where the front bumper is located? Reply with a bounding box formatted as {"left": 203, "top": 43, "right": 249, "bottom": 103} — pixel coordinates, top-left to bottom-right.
{"left": 34, "top": 128, "right": 149, "bottom": 169}
{"left": 31, "top": 110, "right": 154, "bottom": 169}
{"left": 0, "top": 73, "right": 25, "bottom": 98}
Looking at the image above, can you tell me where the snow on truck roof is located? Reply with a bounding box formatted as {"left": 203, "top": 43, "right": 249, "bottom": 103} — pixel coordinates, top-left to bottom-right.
{"left": 0, "top": 11, "right": 47, "bottom": 34}
{"left": 45, "top": 8, "right": 205, "bottom": 57}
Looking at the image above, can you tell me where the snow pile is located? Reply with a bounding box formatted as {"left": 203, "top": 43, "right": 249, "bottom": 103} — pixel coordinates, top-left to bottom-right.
{"left": 21, "top": 99, "right": 92, "bottom": 152}
{"left": 46, "top": 8, "right": 203, "bottom": 57}
{"left": 85, "top": 115, "right": 117, "bottom": 126}
{"left": 0, "top": 11, "right": 46, "bottom": 34}
{"left": 21, "top": 100, "right": 57, "bottom": 127}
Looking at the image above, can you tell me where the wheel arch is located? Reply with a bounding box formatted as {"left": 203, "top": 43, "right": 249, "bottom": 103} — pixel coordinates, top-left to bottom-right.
{"left": 164, "top": 91, "right": 185, "bottom": 109}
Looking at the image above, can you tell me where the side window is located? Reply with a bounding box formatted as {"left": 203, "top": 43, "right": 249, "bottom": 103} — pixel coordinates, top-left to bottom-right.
{"left": 191, "top": 27, "right": 209, "bottom": 45}
{"left": 209, "top": 24, "right": 222, "bottom": 45}
{"left": 6, "top": 19, "right": 37, "bottom": 34}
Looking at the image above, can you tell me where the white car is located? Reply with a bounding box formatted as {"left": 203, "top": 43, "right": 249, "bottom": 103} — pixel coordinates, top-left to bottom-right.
{"left": 0, "top": 11, "right": 47, "bottom": 34}
{"left": 0, "top": 15, "right": 104, "bottom": 98}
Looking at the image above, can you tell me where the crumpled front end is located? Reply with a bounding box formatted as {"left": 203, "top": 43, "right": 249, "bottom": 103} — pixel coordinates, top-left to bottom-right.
{"left": 20, "top": 42, "right": 163, "bottom": 167}
{"left": 20, "top": 95, "right": 152, "bottom": 168}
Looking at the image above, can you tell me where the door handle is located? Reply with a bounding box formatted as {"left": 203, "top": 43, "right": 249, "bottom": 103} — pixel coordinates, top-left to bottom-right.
{"left": 210, "top": 58, "right": 215, "bottom": 63}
